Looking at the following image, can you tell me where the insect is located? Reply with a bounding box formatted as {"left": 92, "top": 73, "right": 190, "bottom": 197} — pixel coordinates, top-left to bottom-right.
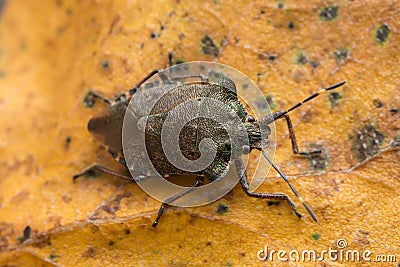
{"left": 74, "top": 61, "right": 345, "bottom": 227}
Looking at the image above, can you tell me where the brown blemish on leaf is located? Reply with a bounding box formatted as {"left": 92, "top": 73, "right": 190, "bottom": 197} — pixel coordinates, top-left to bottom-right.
{"left": 372, "top": 99, "right": 383, "bottom": 108}
{"left": 45, "top": 216, "right": 62, "bottom": 228}
{"left": 81, "top": 247, "right": 96, "bottom": 258}
{"left": 4, "top": 155, "right": 38, "bottom": 177}
{"left": 0, "top": 222, "right": 14, "bottom": 248}
{"left": 90, "top": 225, "right": 99, "bottom": 234}
{"left": 354, "top": 229, "right": 370, "bottom": 247}
{"left": 62, "top": 195, "right": 72, "bottom": 203}
{"left": 31, "top": 233, "right": 51, "bottom": 249}
{"left": 10, "top": 190, "right": 29, "bottom": 204}
{"left": 91, "top": 191, "right": 132, "bottom": 218}
{"left": 64, "top": 136, "right": 71, "bottom": 150}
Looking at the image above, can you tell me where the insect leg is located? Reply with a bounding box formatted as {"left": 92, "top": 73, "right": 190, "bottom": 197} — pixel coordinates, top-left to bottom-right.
{"left": 85, "top": 92, "right": 113, "bottom": 106}
{"left": 235, "top": 158, "right": 305, "bottom": 220}
{"left": 112, "top": 69, "right": 208, "bottom": 103}
{"left": 277, "top": 113, "right": 321, "bottom": 156}
{"left": 73, "top": 164, "right": 132, "bottom": 182}
{"left": 114, "top": 69, "right": 163, "bottom": 103}
{"left": 152, "top": 176, "right": 204, "bottom": 227}
{"left": 265, "top": 81, "right": 346, "bottom": 156}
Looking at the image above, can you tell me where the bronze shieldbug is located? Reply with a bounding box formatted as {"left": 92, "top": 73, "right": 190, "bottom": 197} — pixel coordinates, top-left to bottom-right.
{"left": 75, "top": 61, "right": 345, "bottom": 227}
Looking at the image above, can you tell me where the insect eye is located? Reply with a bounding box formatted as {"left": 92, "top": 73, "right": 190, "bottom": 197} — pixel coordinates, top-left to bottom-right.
{"left": 247, "top": 115, "right": 255, "bottom": 122}
{"left": 242, "top": 145, "right": 251, "bottom": 155}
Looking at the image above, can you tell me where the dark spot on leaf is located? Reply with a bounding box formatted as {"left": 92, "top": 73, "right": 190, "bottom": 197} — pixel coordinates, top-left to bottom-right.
{"left": 308, "top": 144, "right": 329, "bottom": 170}
{"left": 201, "top": 35, "right": 220, "bottom": 57}
{"left": 64, "top": 136, "right": 71, "bottom": 150}
{"left": 328, "top": 91, "right": 343, "bottom": 108}
{"left": 254, "top": 96, "right": 269, "bottom": 111}
{"left": 288, "top": 21, "right": 294, "bottom": 29}
{"left": 0, "top": 0, "right": 6, "bottom": 18}
{"left": 216, "top": 203, "right": 229, "bottom": 215}
{"left": 372, "top": 99, "right": 383, "bottom": 108}
{"left": 57, "top": 26, "right": 67, "bottom": 35}
{"left": 101, "top": 60, "right": 109, "bottom": 69}
{"left": 334, "top": 48, "right": 349, "bottom": 64}
{"left": 310, "top": 61, "right": 319, "bottom": 68}
{"left": 296, "top": 52, "right": 307, "bottom": 65}
{"left": 265, "top": 94, "right": 275, "bottom": 110}
{"left": 319, "top": 6, "right": 338, "bottom": 21}
{"left": 390, "top": 107, "right": 398, "bottom": 115}
{"left": 205, "top": 241, "right": 212, "bottom": 246}
{"left": 124, "top": 229, "right": 131, "bottom": 235}
{"left": 258, "top": 53, "right": 277, "bottom": 62}
{"left": 108, "top": 240, "right": 115, "bottom": 246}
{"left": 150, "top": 31, "right": 157, "bottom": 38}
{"left": 49, "top": 254, "right": 57, "bottom": 260}
{"left": 178, "top": 33, "right": 185, "bottom": 40}
{"left": 391, "top": 135, "right": 400, "bottom": 148}
{"left": 83, "top": 92, "right": 96, "bottom": 108}
{"left": 66, "top": 8, "right": 73, "bottom": 16}
{"left": 172, "top": 58, "right": 186, "bottom": 65}
{"left": 267, "top": 201, "right": 280, "bottom": 206}
{"left": 351, "top": 124, "right": 384, "bottom": 161}
{"left": 311, "top": 233, "right": 321, "bottom": 240}
{"left": 17, "top": 225, "right": 31, "bottom": 243}
{"left": 278, "top": 2, "right": 284, "bottom": 9}
{"left": 376, "top": 24, "right": 390, "bottom": 44}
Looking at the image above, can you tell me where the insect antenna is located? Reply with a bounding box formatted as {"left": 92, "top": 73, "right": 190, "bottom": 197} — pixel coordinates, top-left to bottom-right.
{"left": 261, "top": 150, "right": 318, "bottom": 222}
{"left": 275, "top": 81, "right": 346, "bottom": 120}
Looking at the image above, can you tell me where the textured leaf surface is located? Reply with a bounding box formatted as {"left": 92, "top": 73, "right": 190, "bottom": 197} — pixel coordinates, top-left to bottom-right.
{"left": 0, "top": 0, "right": 399, "bottom": 266}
